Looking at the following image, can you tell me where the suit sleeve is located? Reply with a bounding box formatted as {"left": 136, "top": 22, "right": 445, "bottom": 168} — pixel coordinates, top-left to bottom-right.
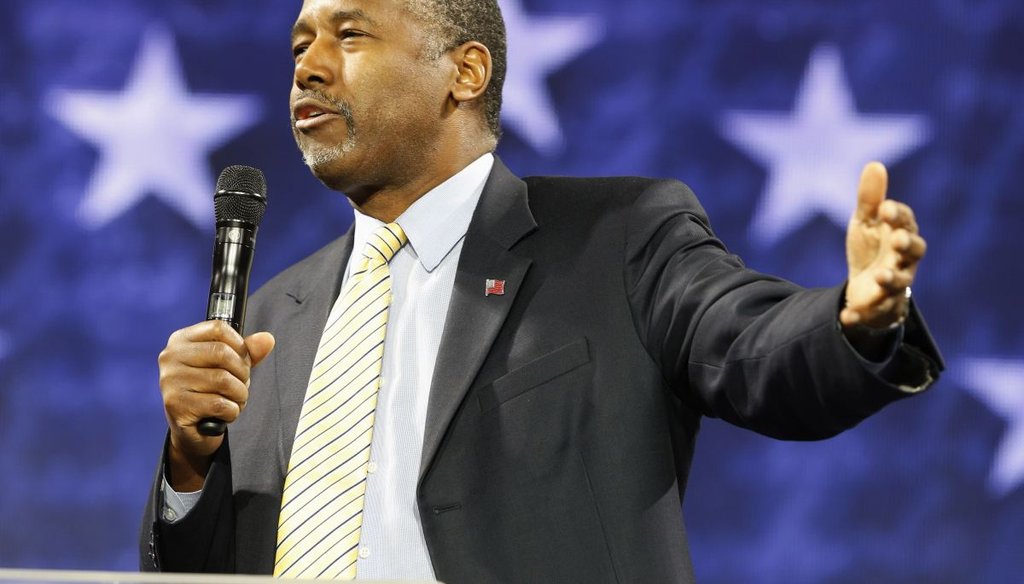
{"left": 139, "top": 436, "right": 236, "bottom": 572}
{"left": 624, "top": 179, "right": 944, "bottom": 440}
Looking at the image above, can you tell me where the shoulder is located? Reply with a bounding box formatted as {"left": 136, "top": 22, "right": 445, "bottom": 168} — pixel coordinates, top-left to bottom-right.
{"left": 522, "top": 174, "right": 700, "bottom": 208}
{"left": 522, "top": 174, "right": 689, "bottom": 200}
{"left": 521, "top": 174, "right": 711, "bottom": 229}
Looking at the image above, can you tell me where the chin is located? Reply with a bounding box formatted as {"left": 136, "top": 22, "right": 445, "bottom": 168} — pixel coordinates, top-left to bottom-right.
{"left": 301, "top": 142, "right": 343, "bottom": 167}
{"left": 308, "top": 154, "right": 365, "bottom": 196}
{"left": 297, "top": 140, "right": 351, "bottom": 183}
{"left": 294, "top": 123, "right": 357, "bottom": 176}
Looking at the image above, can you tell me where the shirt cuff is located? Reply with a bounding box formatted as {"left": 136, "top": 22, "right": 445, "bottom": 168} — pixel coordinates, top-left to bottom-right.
{"left": 160, "top": 475, "right": 203, "bottom": 524}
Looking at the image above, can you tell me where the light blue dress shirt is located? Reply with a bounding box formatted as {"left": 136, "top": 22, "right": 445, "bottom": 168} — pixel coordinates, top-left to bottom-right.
{"left": 163, "top": 153, "right": 495, "bottom": 580}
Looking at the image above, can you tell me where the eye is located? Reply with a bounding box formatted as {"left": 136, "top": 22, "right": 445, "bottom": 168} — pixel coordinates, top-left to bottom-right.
{"left": 339, "top": 28, "right": 366, "bottom": 40}
{"left": 292, "top": 44, "right": 309, "bottom": 61}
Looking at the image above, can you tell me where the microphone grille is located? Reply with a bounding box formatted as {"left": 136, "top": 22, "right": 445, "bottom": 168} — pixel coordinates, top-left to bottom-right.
{"left": 214, "top": 165, "right": 268, "bottom": 225}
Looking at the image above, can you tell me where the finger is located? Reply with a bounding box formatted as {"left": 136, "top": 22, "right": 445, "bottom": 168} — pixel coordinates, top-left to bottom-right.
{"left": 840, "top": 307, "right": 862, "bottom": 327}
{"left": 855, "top": 162, "right": 888, "bottom": 222}
{"left": 874, "top": 268, "right": 914, "bottom": 293}
{"left": 879, "top": 201, "right": 919, "bottom": 233}
{"left": 889, "top": 231, "right": 927, "bottom": 267}
{"left": 888, "top": 229, "right": 912, "bottom": 252}
{"left": 848, "top": 266, "right": 912, "bottom": 311}
{"left": 245, "top": 332, "right": 277, "bottom": 368}
{"left": 178, "top": 320, "right": 247, "bottom": 357}
{"left": 173, "top": 341, "right": 252, "bottom": 383}
{"left": 904, "top": 233, "right": 927, "bottom": 262}
{"left": 169, "top": 390, "right": 244, "bottom": 426}
{"left": 878, "top": 230, "right": 926, "bottom": 273}
{"left": 163, "top": 364, "right": 250, "bottom": 405}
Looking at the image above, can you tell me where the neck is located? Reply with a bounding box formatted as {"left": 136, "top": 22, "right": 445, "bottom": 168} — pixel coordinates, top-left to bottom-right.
{"left": 346, "top": 141, "right": 493, "bottom": 223}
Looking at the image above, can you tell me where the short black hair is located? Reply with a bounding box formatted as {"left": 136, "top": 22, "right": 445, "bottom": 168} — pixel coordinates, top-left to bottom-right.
{"left": 407, "top": 0, "right": 507, "bottom": 142}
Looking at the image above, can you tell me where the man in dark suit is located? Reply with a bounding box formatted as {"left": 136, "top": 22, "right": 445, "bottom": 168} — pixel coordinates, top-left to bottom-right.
{"left": 141, "top": 0, "right": 943, "bottom": 581}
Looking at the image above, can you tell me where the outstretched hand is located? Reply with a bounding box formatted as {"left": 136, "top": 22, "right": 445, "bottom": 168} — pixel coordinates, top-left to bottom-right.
{"left": 842, "top": 162, "right": 927, "bottom": 330}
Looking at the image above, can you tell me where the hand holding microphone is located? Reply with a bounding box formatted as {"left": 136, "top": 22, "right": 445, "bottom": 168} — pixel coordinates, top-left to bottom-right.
{"left": 157, "top": 166, "right": 275, "bottom": 490}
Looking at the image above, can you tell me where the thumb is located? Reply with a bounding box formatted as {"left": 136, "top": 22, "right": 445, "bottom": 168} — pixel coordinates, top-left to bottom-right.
{"left": 855, "top": 161, "right": 888, "bottom": 221}
{"left": 244, "top": 332, "right": 276, "bottom": 367}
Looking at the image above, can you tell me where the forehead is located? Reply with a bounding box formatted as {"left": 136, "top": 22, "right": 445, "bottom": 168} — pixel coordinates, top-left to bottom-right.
{"left": 292, "top": 0, "right": 437, "bottom": 45}
{"left": 296, "top": 0, "right": 409, "bottom": 25}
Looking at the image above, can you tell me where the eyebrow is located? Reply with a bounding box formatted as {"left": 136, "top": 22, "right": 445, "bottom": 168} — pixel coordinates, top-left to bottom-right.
{"left": 291, "top": 9, "right": 380, "bottom": 42}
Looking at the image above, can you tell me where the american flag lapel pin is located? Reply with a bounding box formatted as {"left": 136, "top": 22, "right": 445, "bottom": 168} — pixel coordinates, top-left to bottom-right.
{"left": 485, "top": 279, "right": 506, "bottom": 297}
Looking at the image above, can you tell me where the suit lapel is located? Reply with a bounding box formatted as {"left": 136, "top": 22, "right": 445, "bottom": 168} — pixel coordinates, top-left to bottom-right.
{"left": 419, "top": 159, "right": 537, "bottom": 480}
{"left": 274, "top": 231, "right": 355, "bottom": 470}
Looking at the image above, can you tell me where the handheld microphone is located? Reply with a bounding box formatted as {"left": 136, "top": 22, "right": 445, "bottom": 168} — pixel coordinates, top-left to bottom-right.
{"left": 198, "top": 165, "right": 268, "bottom": 437}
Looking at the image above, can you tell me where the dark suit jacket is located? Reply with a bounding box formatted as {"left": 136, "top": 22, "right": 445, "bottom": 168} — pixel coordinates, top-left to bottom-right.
{"left": 141, "top": 159, "right": 943, "bottom": 583}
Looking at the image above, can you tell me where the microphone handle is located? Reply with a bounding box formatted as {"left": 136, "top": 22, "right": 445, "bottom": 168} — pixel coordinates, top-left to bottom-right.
{"left": 197, "top": 418, "right": 228, "bottom": 437}
{"left": 199, "top": 222, "right": 257, "bottom": 437}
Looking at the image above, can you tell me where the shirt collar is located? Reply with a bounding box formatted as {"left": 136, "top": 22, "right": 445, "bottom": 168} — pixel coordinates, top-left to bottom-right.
{"left": 351, "top": 153, "right": 494, "bottom": 273}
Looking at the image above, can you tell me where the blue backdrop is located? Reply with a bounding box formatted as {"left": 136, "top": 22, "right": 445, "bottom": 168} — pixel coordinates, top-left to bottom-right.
{"left": 1, "top": 1, "right": 1021, "bottom": 582}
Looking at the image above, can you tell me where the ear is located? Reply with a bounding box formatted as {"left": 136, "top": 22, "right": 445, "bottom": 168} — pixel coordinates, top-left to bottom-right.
{"left": 449, "top": 41, "right": 492, "bottom": 105}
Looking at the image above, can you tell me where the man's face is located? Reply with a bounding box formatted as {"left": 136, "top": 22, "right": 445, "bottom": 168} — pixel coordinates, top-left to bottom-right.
{"left": 290, "top": 0, "right": 451, "bottom": 194}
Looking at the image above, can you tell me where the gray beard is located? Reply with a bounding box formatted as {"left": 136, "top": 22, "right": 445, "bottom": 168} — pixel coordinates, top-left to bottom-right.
{"left": 291, "top": 91, "right": 357, "bottom": 172}
{"left": 299, "top": 134, "right": 355, "bottom": 172}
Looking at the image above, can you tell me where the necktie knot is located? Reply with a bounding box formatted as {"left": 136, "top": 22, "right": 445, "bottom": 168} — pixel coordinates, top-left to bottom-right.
{"left": 362, "top": 222, "right": 408, "bottom": 267}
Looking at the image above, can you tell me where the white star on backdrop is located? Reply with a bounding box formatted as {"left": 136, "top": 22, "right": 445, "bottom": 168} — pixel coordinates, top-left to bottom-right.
{"left": 46, "top": 26, "right": 262, "bottom": 230}
{"left": 959, "top": 358, "right": 1024, "bottom": 497}
{"left": 499, "top": 0, "right": 604, "bottom": 156}
{"left": 720, "top": 44, "right": 931, "bottom": 246}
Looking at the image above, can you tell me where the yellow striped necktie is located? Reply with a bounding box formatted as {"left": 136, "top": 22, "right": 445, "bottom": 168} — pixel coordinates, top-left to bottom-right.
{"left": 274, "top": 223, "right": 407, "bottom": 580}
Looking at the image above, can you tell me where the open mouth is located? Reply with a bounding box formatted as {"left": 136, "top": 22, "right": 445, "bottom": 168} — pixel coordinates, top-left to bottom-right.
{"left": 293, "top": 100, "right": 342, "bottom": 130}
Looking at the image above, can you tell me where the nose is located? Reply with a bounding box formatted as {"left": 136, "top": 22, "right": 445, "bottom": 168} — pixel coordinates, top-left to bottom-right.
{"left": 294, "top": 36, "right": 335, "bottom": 90}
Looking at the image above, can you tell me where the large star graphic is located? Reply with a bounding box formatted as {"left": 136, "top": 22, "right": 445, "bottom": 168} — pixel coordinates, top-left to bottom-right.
{"left": 720, "top": 44, "right": 931, "bottom": 246}
{"left": 46, "top": 26, "right": 262, "bottom": 230}
{"left": 959, "top": 358, "right": 1024, "bottom": 497}
{"left": 499, "top": 0, "right": 604, "bottom": 156}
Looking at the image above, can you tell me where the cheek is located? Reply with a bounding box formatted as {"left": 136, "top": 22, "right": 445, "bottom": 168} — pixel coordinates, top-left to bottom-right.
{"left": 340, "top": 52, "right": 450, "bottom": 141}
{"left": 398, "top": 66, "right": 451, "bottom": 120}
{"left": 369, "top": 68, "right": 445, "bottom": 123}
{"left": 344, "top": 61, "right": 408, "bottom": 113}
{"left": 376, "top": 61, "right": 434, "bottom": 102}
